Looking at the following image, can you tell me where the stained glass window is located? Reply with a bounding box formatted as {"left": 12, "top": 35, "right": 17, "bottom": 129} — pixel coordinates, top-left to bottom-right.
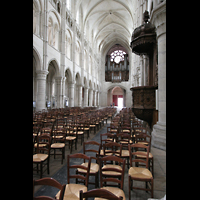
{"left": 110, "top": 50, "right": 126, "bottom": 63}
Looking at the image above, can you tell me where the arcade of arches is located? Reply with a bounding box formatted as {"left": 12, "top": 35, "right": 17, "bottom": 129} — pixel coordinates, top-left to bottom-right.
{"left": 33, "top": 0, "right": 166, "bottom": 150}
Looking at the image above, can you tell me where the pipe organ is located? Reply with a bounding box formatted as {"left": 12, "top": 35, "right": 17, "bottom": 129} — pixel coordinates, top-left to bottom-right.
{"left": 105, "top": 54, "right": 129, "bottom": 82}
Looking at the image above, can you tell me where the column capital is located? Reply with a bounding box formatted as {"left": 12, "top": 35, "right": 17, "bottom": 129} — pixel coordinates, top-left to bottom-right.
{"left": 36, "top": 70, "right": 49, "bottom": 79}
{"left": 54, "top": 76, "right": 63, "bottom": 82}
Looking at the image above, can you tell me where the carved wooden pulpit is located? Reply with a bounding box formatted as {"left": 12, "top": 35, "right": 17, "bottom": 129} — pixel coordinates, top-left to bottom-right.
{"left": 130, "top": 11, "right": 157, "bottom": 129}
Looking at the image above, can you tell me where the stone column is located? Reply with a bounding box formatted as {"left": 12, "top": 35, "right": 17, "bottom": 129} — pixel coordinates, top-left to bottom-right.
{"left": 78, "top": 85, "right": 83, "bottom": 107}
{"left": 150, "top": 1, "right": 166, "bottom": 150}
{"left": 89, "top": 89, "right": 93, "bottom": 106}
{"left": 55, "top": 77, "right": 63, "bottom": 108}
{"left": 84, "top": 87, "right": 88, "bottom": 107}
{"left": 69, "top": 82, "right": 74, "bottom": 107}
{"left": 96, "top": 91, "right": 99, "bottom": 107}
{"left": 94, "top": 90, "right": 97, "bottom": 107}
{"left": 36, "top": 70, "right": 48, "bottom": 111}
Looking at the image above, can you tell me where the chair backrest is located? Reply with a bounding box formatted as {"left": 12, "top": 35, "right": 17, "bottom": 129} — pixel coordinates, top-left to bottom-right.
{"left": 100, "top": 132, "right": 115, "bottom": 146}
{"left": 83, "top": 140, "right": 100, "bottom": 163}
{"left": 103, "top": 142, "right": 122, "bottom": 157}
{"left": 135, "top": 133, "right": 151, "bottom": 151}
{"left": 36, "top": 135, "right": 51, "bottom": 155}
{"left": 41, "top": 127, "right": 52, "bottom": 136}
{"left": 79, "top": 188, "right": 123, "bottom": 200}
{"left": 99, "top": 155, "right": 125, "bottom": 189}
{"left": 107, "top": 124, "right": 119, "bottom": 134}
{"left": 128, "top": 143, "right": 150, "bottom": 169}
{"left": 33, "top": 177, "right": 66, "bottom": 200}
{"left": 53, "top": 128, "right": 66, "bottom": 143}
{"left": 33, "top": 126, "right": 40, "bottom": 136}
{"left": 116, "top": 133, "right": 131, "bottom": 149}
{"left": 67, "top": 153, "right": 91, "bottom": 186}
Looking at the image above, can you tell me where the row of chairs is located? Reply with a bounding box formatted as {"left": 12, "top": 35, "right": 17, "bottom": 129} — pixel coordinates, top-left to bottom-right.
{"left": 33, "top": 107, "right": 116, "bottom": 124}
{"left": 33, "top": 108, "right": 154, "bottom": 199}
{"left": 33, "top": 107, "right": 117, "bottom": 178}
{"left": 101, "top": 108, "right": 154, "bottom": 199}
{"left": 33, "top": 153, "right": 125, "bottom": 200}
{"left": 33, "top": 137, "right": 153, "bottom": 199}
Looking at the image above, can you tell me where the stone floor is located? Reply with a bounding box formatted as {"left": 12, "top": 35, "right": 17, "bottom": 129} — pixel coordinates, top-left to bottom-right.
{"left": 33, "top": 111, "right": 166, "bottom": 200}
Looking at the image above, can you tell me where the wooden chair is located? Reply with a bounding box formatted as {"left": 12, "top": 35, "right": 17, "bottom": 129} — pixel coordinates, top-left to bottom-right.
{"left": 120, "top": 124, "right": 131, "bottom": 135}
{"left": 103, "top": 141, "right": 122, "bottom": 157}
{"left": 55, "top": 153, "right": 91, "bottom": 200}
{"left": 132, "top": 127, "right": 147, "bottom": 143}
{"left": 83, "top": 121, "right": 90, "bottom": 139}
{"left": 33, "top": 135, "right": 51, "bottom": 178}
{"left": 33, "top": 177, "right": 66, "bottom": 200}
{"left": 79, "top": 188, "right": 123, "bottom": 200}
{"left": 50, "top": 127, "right": 66, "bottom": 164}
{"left": 135, "top": 133, "right": 154, "bottom": 177}
{"left": 98, "top": 155, "right": 126, "bottom": 200}
{"left": 33, "top": 126, "right": 40, "bottom": 137}
{"left": 116, "top": 133, "right": 132, "bottom": 168}
{"left": 89, "top": 117, "right": 97, "bottom": 134}
{"left": 98, "top": 133, "right": 115, "bottom": 159}
{"left": 128, "top": 143, "right": 153, "bottom": 199}
{"left": 77, "top": 141, "right": 100, "bottom": 188}
{"left": 74, "top": 124, "right": 84, "bottom": 145}
{"left": 65, "top": 125, "right": 77, "bottom": 154}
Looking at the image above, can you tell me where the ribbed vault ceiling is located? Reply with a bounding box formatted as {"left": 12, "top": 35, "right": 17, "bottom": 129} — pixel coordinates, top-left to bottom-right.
{"left": 77, "top": 0, "right": 134, "bottom": 54}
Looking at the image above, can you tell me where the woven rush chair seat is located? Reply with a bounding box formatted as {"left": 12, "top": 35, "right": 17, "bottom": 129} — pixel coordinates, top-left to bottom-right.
{"left": 52, "top": 135, "right": 64, "bottom": 139}
{"left": 78, "top": 162, "right": 99, "bottom": 174}
{"left": 34, "top": 143, "right": 47, "bottom": 148}
{"left": 66, "top": 136, "right": 76, "bottom": 140}
{"left": 99, "top": 149, "right": 113, "bottom": 156}
{"left": 116, "top": 149, "right": 129, "bottom": 157}
{"left": 56, "top": 183, "right": 87, "bottom": 200}
{"left": 51, "top": 143, "right": 65, "bottom": 148}
{"left": 129, "top": 166, "right": 152, "bottom": 179}
{"left": 122, "top": 129, "right": 130, "bottom": 133}
{"left": 135, "top": 151, "right": 153, "bottom": 159}
{"left": 33, "top": 153, "right": 48, "bottom": 162}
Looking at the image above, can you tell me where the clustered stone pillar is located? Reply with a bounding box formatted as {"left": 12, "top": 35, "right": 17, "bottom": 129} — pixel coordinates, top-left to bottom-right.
{"left": 151, "top": 2, "right": 166, "bottom": 150}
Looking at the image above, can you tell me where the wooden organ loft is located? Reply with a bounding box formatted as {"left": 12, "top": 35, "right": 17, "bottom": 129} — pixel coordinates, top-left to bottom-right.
{"left": 105, "top": 54, "right": 129, "bottom": 82}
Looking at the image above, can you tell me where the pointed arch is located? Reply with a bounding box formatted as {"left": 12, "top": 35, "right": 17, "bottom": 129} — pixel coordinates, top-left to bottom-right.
{"left": 33, "top": 47, "right": 42, "bottom": 71}
{"left": 47, "top": 59, "right": 60, "bottom": 76}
